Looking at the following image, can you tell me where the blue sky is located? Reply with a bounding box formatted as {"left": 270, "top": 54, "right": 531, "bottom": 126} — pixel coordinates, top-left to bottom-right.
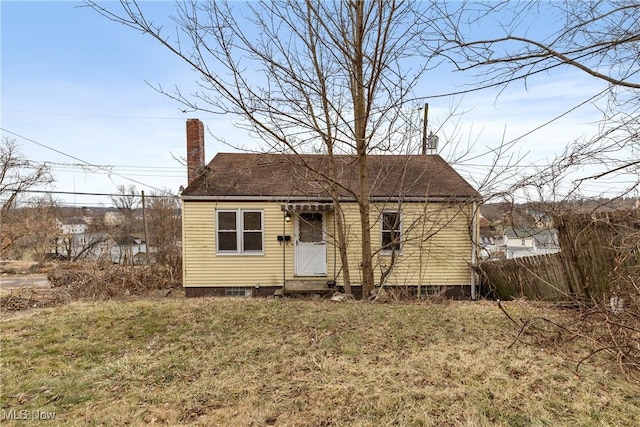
{"left": 1, "top": 1, "right": 618, "bottom": 207}
{"left": 1, "top": 1, "right": 225, "bottom": 207}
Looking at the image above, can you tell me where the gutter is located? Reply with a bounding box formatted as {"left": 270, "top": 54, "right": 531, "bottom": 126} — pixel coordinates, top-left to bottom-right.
{"left": 180, "top": 195, "right": 482, "bottom": 203}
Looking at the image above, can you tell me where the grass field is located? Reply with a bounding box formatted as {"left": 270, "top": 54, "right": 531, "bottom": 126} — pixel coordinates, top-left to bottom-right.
{"left": 1, "top": 297, "right": 639, "bottom": 426}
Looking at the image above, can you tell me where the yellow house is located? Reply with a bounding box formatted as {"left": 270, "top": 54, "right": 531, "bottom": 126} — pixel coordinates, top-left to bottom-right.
{"left": 181, "top": 119, "right": 482, "bottom": 299}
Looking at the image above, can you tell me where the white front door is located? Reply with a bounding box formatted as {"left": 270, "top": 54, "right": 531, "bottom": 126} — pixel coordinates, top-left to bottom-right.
{"left": 295, "top": 212, "right": 327, "bottom": 276}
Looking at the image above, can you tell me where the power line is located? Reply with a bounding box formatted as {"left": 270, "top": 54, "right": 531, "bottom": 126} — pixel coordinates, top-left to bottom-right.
{"left": 1, "top": 127, "right": 174, "bottom": 196}
{"left": 53, "top": 169, "right": 184, "bottom": 179}
{"left": 31, "top": 161, "right": 184, "bottom": 171}
{"left": 21, "top": 164, "right": 184, "bottom": 179}
{"left": 3, "top": 188, "right": 179, "bottom": 199}
{"left": 21, "top": 161, "right": 185, "bottom": 178}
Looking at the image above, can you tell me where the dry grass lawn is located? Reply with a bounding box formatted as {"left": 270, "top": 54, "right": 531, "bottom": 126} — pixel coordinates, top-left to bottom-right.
{"left": 1, "top": 297, "right": 639, "bottom": 426}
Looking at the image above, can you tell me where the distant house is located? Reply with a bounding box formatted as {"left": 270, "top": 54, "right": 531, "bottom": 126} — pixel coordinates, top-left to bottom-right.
{"left": 179, "top": 119, "right": 482, "bottom": 299}
{"left": 109, "top": 236, "right": 147, "bottom": 264}
{"left": 52, "top": 223, "right": 146, "bottom": 264}
{"left": 526, "top": 208, "right": 554, "bottom": 228}
{"left": 503, "top": 227, "right": 560, "bottom": 259}
{"left": 478, "top": 214, "right": 499, "bottom": 258}
{"left": 104, "top": 211, "right": 125, "bottom": 226}
{"left": 54, "top": 232, "right": 113, "bottom": 261}
{"left": 478, "top": 215, "right": 493, "bottom": 235}
{"left": 57, "top": 217, "right": 88, "bottom": 235}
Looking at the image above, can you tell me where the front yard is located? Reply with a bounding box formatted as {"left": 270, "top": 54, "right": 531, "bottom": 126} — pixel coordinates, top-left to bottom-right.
{"left": 1, "top": 298, "right": 638, "bottom": 426}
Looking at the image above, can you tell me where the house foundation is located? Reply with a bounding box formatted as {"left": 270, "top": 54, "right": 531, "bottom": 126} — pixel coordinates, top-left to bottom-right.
{"left": 184, "top": 284, "right": 471, "bottom": 300}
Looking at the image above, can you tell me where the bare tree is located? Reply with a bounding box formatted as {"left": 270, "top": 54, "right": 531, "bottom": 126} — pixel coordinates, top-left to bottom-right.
{"left": 58, "top": 233, "right": 108, "bottom": 262}
{"left": 1, "top": 137, "right": 53, "bottom": 215}
{"left": 110, "top": 184, "right": 141, "bottom": 237}
{"left": 435, "top": 1, "right": 640, "bottom": 201}
{"left": 6, "top": 195, "right": 60, "bottom": 262}
{"left": 437, "top": 1, "right": 640, "bottom": 377}
{"left": 147, "top": 190, "right": 181, "bottom": 266}
{"left": 86, "top": 0, "right": 455, "bottom": 296}
{"left": 1, "top": 137, "right": 54, "bottom": 258}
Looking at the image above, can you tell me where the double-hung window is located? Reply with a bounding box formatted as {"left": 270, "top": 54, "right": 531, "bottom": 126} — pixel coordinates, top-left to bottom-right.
{"left": 381, "top": 211, "right": 402, "bottom": 253}
{"left": 217, "top": 209, "right": 264, "bottom": 254}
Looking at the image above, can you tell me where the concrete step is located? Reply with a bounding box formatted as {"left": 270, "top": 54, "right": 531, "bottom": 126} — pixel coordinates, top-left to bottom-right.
{"left": 284, "top": 280, "right": 335, "bottom": 294}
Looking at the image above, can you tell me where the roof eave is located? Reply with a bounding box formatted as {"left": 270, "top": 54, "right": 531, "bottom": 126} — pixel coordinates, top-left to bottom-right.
{"left": 181, "top": 194, "right": 482, "bottom": 203}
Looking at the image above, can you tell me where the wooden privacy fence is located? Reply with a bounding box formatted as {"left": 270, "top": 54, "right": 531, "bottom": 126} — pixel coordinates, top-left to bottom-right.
{"left": 476, "top": 209, "right": 640, "bottom": 302}
{"left": 476, "top": 252, "right": 579, "bottom": 301}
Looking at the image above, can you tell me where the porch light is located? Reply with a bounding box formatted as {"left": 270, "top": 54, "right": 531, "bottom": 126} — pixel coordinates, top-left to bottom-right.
{"left": 284, "top": 212, "right": 292, "bottom": 222}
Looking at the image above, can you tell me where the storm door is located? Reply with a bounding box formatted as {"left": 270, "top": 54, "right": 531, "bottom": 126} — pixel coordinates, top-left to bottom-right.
{"left": 294, "top": 212, "right": 327, "bottom": 276}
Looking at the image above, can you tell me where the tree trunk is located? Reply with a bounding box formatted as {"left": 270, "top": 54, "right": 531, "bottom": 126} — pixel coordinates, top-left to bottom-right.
{"left": 352, "top": 0, "right": 374, "bottom": 297}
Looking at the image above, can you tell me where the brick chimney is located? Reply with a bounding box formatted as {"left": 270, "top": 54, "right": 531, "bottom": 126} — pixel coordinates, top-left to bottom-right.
{"left": 186, "top": 119, "right": 205, "bottom": 185}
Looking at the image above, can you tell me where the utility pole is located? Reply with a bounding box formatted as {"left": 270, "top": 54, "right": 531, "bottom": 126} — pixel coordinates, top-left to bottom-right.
{"left": 421, "top": 103, "right": 429, "bottom": 155}
{"left": 141, "top": 191, "right": 151, "bottom": 261}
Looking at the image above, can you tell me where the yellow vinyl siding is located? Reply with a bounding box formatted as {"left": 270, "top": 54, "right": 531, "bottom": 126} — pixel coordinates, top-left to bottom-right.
{"left": 182, "top": 201, "right": 339, "bottom": 288}
{"left": 386, "top": 202, "right": 473, "bottom": 286}
{"left": 337, "top": 202, "right": 473, "bottom": 287}
{"left": 182, "top": 200, "right": 474, "bottom": 289}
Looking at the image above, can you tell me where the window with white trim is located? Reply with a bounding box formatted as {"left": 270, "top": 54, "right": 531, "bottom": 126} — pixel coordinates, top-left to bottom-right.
{"left": 381, "top": 211, "right": 402, "bottom": 253}
{"left": 216, "top": 210, "right": 264, "bottom": 254}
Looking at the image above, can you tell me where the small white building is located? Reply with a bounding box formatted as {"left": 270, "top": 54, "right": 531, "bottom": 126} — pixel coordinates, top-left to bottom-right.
{"left": 503, "top": 227, "right": 560, "bottom": 259}
{"left": 109, "top": 236, "right": 147, "bottom": 264}
{"left": 57, "top": 217, "right": 88, "bottom": 235}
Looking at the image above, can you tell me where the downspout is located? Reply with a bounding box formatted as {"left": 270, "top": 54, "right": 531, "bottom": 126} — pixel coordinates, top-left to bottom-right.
{"left": 418, "top": 201, "right": 428, "bottom": 298}
{"left": 282, "top": 212, "right": 286, "bottom": 290}
{"left": 333, "top": 212, "right": 337, "bottom": 282}
{"left": 180, "top": 197, "right": 186, "bottom": 297}
{"left": 470, "top": 201, "right": 478, "bottom": 300}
